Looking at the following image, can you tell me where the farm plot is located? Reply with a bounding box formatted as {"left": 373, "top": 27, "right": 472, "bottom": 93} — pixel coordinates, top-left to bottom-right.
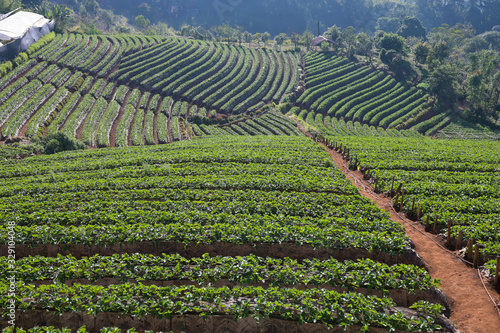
{"left": 194, "top": 111, "right": 301, "bottom": 137}
{"left": 0, "top": 136, "right": 453, "bottom": 332}
{"left": 329, "top": 135, "right": 500, "bottom": 264}
{"left": 297, "top": 52, "right": 430, "bottom": 131}
{"left": 0, "top": 34, "right": 299, "bottom": 146}
{"left": 290, "top": 107, "right": 423, "bottom": 138}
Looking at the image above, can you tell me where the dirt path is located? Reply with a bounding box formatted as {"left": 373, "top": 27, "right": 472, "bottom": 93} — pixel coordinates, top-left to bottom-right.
{"left": 320, "top": 142, "right": 500, "bottom": 333}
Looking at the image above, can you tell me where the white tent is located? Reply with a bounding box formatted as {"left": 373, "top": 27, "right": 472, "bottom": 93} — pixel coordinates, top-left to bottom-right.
{"left": 0, "top": 11, "right": 53, "bottom": 59}
{"left": 0, "top": 11, "right": 51, "bottom": 41}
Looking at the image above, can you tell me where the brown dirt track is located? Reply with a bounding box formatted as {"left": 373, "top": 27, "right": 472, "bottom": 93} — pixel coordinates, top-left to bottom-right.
{"left": 322, "top": 142, "right": 500, "bottom": 333}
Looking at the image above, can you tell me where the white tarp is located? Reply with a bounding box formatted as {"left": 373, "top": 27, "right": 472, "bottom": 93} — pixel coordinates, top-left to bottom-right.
{"left": 0, "top": 11, "right": 50, "bottom": 41}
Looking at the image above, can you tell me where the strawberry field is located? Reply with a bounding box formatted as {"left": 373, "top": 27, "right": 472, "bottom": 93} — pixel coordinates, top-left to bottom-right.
{"left": 0, "top": 136, "right": 456, "bottom": 332}
{"left": 329, "top": 135, "right": 500, "bottom": 264}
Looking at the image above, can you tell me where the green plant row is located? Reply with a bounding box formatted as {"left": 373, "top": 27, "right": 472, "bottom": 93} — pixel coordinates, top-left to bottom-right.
{"left": 2, "top": 83, "right": 55, "bottom": 137}
{"left": 50, "top": 68, "right": 72, "bottom": 88}
{"left": 157, "top": 112, "right": 169, "bottom": 144}
{"left": 0, "top": 283, "right": 444, "bottom": 332}
{"left": 115, "top": 104, "right": 136, "bottom": 147}
{"left": 88, "top": 78, "right": 107, "bottom": 99}
{"left": 66, "top": 35, "right": 100, "bottom": 68}
{"left": 33, "top": 33, "right": 67, "bottom": 60}
{"left": 307, "top": 56, "right": 349, "bottom": 79}
{"left": 119, "top": 37, "right": 178, "bottom": 68}
{"left": 185, "top": 46, "right": 239, "bottom": 101}
{"left": 78, "top": 76, "right": 94, "bottom": 94}
{"left": 0, "top": 253, "right": 438, "bottom": 292}
{"left": 0, "top": 191, "right": 389, "bottom": 226}
{"left": 273, "top": 52, "right": 297, "bottom": 102}
{"left": 298, "top": 67, "right": 372, "bottom": 108}
{"left": 379, "top": 95, "right": 429, "bottom": 128}
{"left": 144, "top": 109, "right": 155, "bottom": 145}
{"left": 112, "top": 38, "right": 189, "bottom": 82}
{"left": 365, "top": 90, "right": 423, "bottom": 126}
{"left": 160, "top": 43, "right": 221, "bottom": 95}
{"left": 0, "top": 77, "right": 29, "bottom": 105}
{"left": 37, "top": 64, "right": 60, "bottom": 84}
{"left": 62, "top": 71, "right": 83, "bottom": 91}
{"left": 0, "top": 59, "right": 36, "bottom": 91}
{"left": 131, "top": 109, "right": 146, "bottom": 146}
{"left": 61, "top": 94, "right": 95, "bottom": 138}
{"left": 81, "top": 97, "right": 108, "bottom": 146}
{"left": 141, "top": 40, "right": 203, "bottom": 89}
{"left": 332, "top": 135, "right": 500, "bottom": 258}
{"left": 25, "top": 87, "right": 69, "bottom": 138}
{"left": 0, "top": 219, "right": 408, "bottom": 252}
{"left": 171, "top": 116, "right": 180, "bottom": 141}
{"left": 222, "top": 49, "right": 266, "bottom": 114}
{"left": 92, "top": 38, "right": 122, "bottom": 77}
{"left": 46, "top": 92, "right": 80, "bottom": 135}
{"left": 79, "top": 37, "right": 111, "bottom": 72}
{"left": 321, "top": 72, "right": 384, "bottom": 115}
{"left": 262, "top": 50, "right": 283, "bottom": 102}
{"left": 342, "top": 77, "right": 397, "bottom": 119}
{"left": 0, "top": 136, "right": 335, "bottom": 176}
{"left": 330, "top": 75, "right": 394, "bottom": 118}
{"left": 0, "top": 80, "right": 42, "bottom": 129}
{"left": 209, "top": 48, "right": 254, "bottom": 109}
{"left": 47, "top": 34, "right": 80, "bottom": 63}
{"left": 127, "top": 89, "right": 141, "bottom": 108}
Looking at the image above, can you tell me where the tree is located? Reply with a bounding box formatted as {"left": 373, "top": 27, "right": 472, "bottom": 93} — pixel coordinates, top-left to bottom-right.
{"left": 324, "top": 25, "right": 341, "bottom": 42}
{"left": 340, "top": 26, "right": 356, "bottom": 58}
{"left": 428, "top": 41, "right": 451, "bottom": 64}
{"left": 376, "top": 17, "right": 399, "bottom": 33}
{"left": 0, "top": 0, "right": 21, "bottom": 12}
{"left": 51, "top": 4, "right": 71, "bottom": 33}
{"left": 380, "top": 33, "right": 405, "bottom": 53}
{"left": 99, "top": 10, "right": 114, "bottom": 30}
{"left": 429, "top": 64, "right": 459, "bottom": 105}
{"left": 466, "top": 50, "right": 500, "bottom": 119}
{"left": 397, "top": 16, "right": 426, "bottom": 40}
{"left": 261, "top": 32, "right": 271, "bottom": 46}
{"left": 291, "top": 33, "right": 300, "bottom": 50}
{"left": 243, "top": 31, "right": 252, "bottom": 46}
{"left": 302, "top": 28, "right": 313, "bottom": 50}
{"left": 356, "top": 32, "right": 374, "bottom": 61}
{"left": 135, "top": 15, "right": 150, "bottom": 29}
{"left": 414, "top": 42, "right": 431, "bottom": 64}
{"left": 274, "top": 33, "right": 288, "bottom": 51}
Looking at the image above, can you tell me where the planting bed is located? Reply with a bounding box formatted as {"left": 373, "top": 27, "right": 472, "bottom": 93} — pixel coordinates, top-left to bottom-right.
{"left": 0, "top": 136, "right": 454, "bottom": 332}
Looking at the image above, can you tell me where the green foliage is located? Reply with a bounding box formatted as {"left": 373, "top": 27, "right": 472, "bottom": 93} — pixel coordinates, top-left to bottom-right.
{"left": 380, "top": 33, "right": 405, "bottom": 54}
{"left": 428, "top": 64, "right": 458, "bottom": 104}
{"left": 334, "top": 135, "right": 500, "bottom": 259}
{"left": 465, "top": 50, "right": 500, "bottom": 119}
{"left": 13, "top": 52, "right": 29, "bottom": 67}
{"left": 39, "top": 132, "right": 86, "bottom": 154}
{"left": 376, "top": 17, "right": 399, "bottom": 33}
{"left": 0, "top": 61, "right": 13, "bottom": 78}
{"left": 428, "top": 41, "right": 451, "bottom": 64}
{"left": 135, "top": 15, "right": 151, "bottom": 29}
{"left": 397, "top": 16, "right": 426, "bottom": 40}
{"left": 414, "top": 42, "right": 431, "bottom": 64}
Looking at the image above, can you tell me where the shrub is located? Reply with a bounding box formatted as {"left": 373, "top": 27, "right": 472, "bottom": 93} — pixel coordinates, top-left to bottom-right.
{"left": 41, "top": 132, "right": 86, "bottom": 154}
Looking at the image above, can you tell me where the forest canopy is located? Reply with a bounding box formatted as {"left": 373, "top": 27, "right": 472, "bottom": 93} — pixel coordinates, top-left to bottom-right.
{"left": 12, "top": 0, "right": 500, "bottom": 36}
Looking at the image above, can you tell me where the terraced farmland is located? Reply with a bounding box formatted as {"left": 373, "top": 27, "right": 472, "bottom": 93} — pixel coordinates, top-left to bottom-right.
{"left": 329, "top": 135, "right": 500, "bottom": 267}
{"left": 297, "top": 52, "right": 432, "bottom": 131}
{"left": 0, "top": 136, "right": 455, "bottom": 332}
{"left": 290, "top": 107, "right": 424, "bottom": 138}
{"left": 0, "top": 34, "right": 303, "bottom": 147}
